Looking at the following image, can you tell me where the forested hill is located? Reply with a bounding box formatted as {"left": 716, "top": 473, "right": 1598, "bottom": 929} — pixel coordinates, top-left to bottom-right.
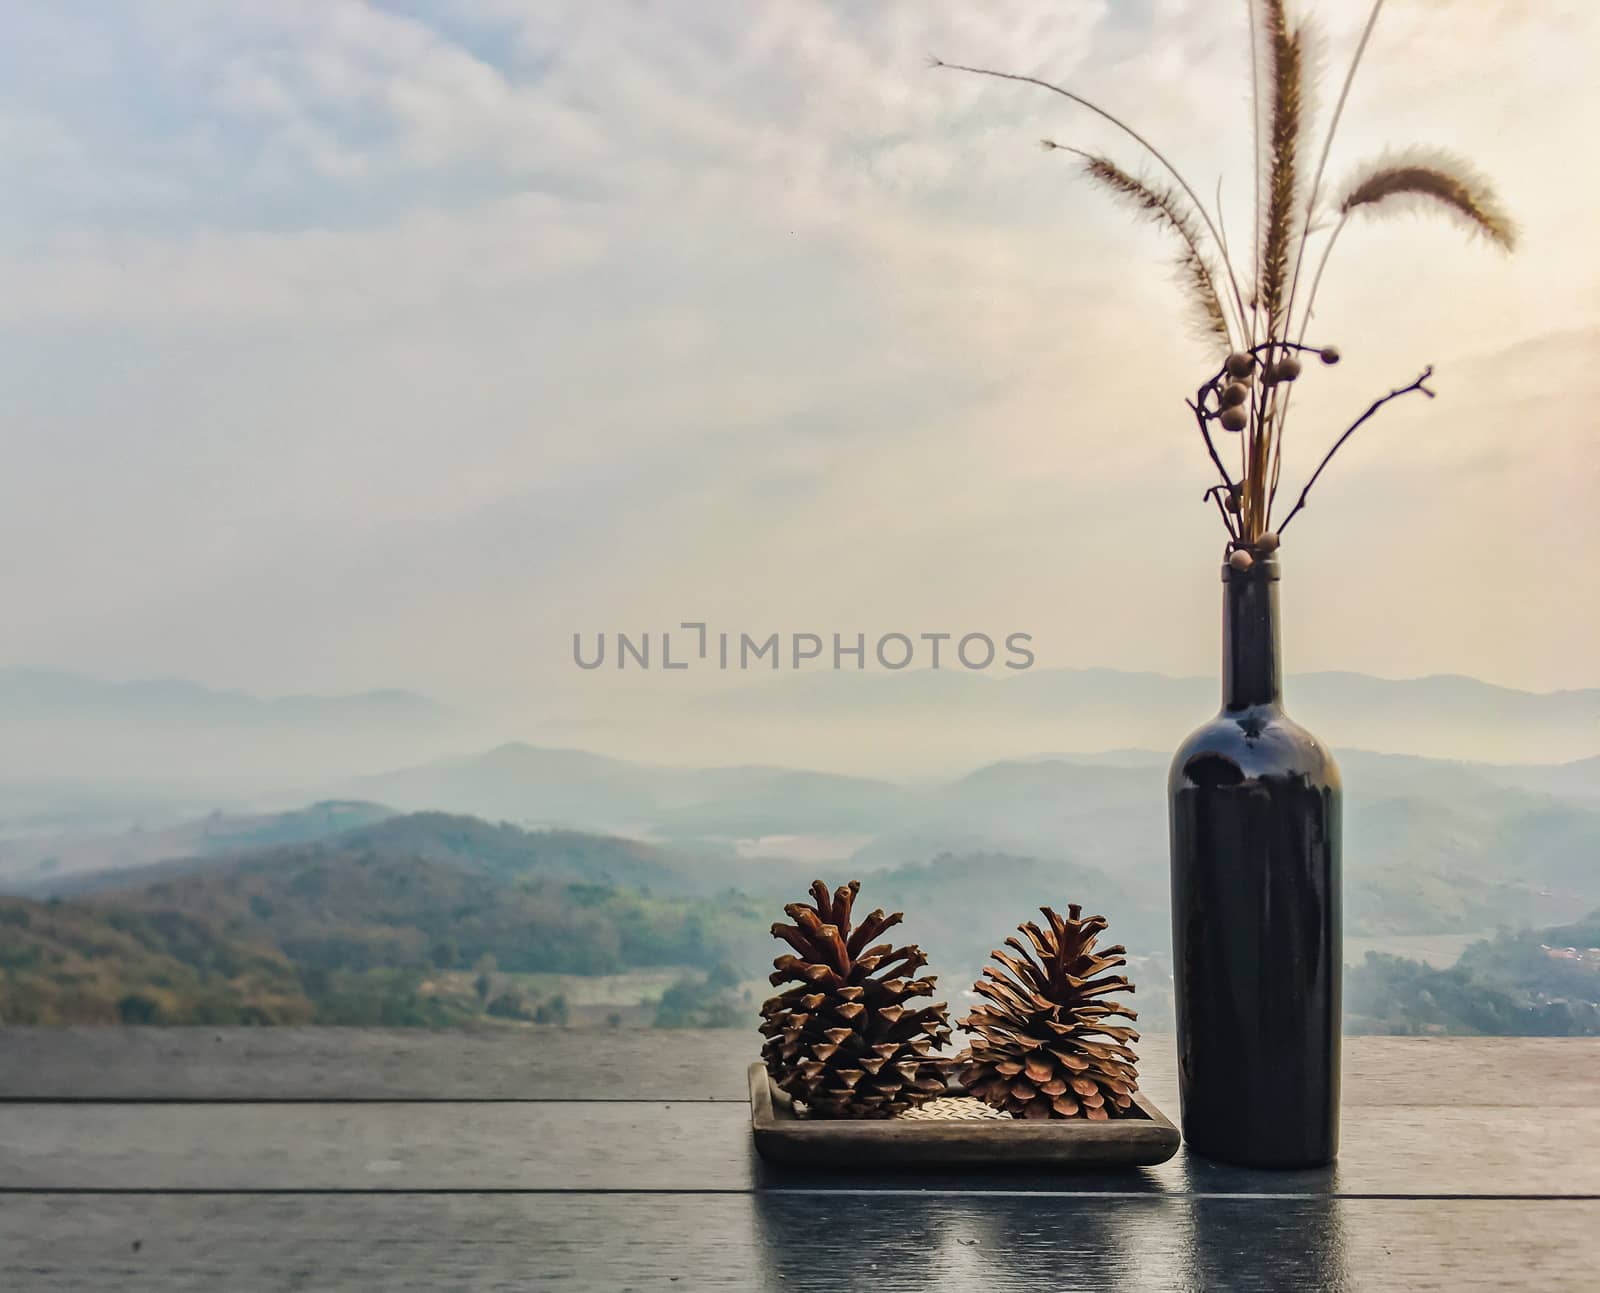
{"left": 97, "top": 813, "right": 762, "bottom": 975}
{"left": 46, "top": 811, "right": 686, "bottom": 899}
{"left": 0, "top": 897, "right": 311, "bottom": 1025}
{"left": 1348, "top": 912, "right": 1600, "bottom": 1036}
{"left": 93, "top": 812, "right": 769, "bottom": 970}
{"left": 6, "top": 806, "right": 1600, "bottom": 1034}
{"left": 0, "top": 814, "right": 771, "bottom": 1025}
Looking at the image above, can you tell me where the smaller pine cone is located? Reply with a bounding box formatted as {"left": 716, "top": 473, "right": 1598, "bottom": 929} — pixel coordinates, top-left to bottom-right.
{"left": 759, "top": 880, "right": 952, "bottom": 1119}
{"left": 955, "top": 904, "right": 1140, "bottom": 1120}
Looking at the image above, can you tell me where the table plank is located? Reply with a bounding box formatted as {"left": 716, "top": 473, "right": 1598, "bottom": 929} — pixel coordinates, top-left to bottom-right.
{"left": 1, "top": 1193, "right": 1596, "bottom": 1291}
{"left": 2, "top": 1101, "right": 1596, "bottom": 1196}
{"left": 3, "top": 1029, "right": 1596, "bottom": 1106}
{"left": 0, "top": 1028, "right": 754, "bottom": 1102}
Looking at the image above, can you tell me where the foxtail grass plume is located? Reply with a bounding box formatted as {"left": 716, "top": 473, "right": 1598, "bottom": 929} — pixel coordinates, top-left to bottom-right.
{"left": 1337, "top": 149, "right": 1517, "bottom": 247}
{"left": 1045, "top": 142, "right": 1231, "bottom": 349}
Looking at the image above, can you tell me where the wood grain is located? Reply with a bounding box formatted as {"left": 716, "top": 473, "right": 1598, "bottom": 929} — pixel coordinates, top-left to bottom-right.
{"left": 1, "top": 1193, "right": 1596, "bottom": 1291}
{"left": 4, "top": 1029, "right": 1597, "bottom": 1106}
{"left": 1, "top": 1099, "right": 1595, "bottom": 1196}
{"left": 0, "top": 1027, "right": 755, "bottom": 1101}
{"left": 0, "top": 1032, "right": 1596, "bottom": 1288}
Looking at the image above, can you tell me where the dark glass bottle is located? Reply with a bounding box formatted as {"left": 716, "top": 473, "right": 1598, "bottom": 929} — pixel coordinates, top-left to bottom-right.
{"left": 1168, "top": 551, "right": 1342, "bottom": 1167}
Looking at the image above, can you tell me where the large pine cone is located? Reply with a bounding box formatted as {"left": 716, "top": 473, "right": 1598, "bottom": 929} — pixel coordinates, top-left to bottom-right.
{"left": 955, "top": 904, "right": 1140, "bottom": 1120}
{"left": 759, "top": 880, "right": 952, "bottom": 1119}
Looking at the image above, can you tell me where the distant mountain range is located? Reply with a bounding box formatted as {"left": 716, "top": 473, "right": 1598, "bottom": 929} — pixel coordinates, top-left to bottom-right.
{"left": 1, "top": 665, "right": 1594, "bottom": 957}
{"left": 348, "top": 744, "right": 913, "bottom": 840}
{"left": 3, "top": 665, "right": 1595, "bottom": 792}
{"left": 0, "top": 668, "right": 463, "bottom": 790}
{"left": 5, "top": 663, "right": 1593, "bottom": 1033}
{"left": 7, "top": 737, "right": 1594, "bottom": 958}
{"left": 350, "top": 740, "right": 1600, "bottom": 934}
{"left": 0, "top": 669, "right": 444, "bottom": 727}
{"left": 689, "top": 667, "right": 1600, "bottom": 768}
{"left": 0, "top": 801, "right": 396, "bottom": 892}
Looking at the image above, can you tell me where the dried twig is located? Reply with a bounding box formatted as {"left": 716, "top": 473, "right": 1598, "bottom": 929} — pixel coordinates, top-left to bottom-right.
{"left": 1188, "top": 397, "right": 1241, "bottom": 542}
{"left": 1275, "top": 366, "right": 1434, "bottom": 533}
{"left": 1187, "top": 395, "right": 1238, "bottom": 489}
{"left": 1203, "top": 484, "right": 1241, "bottom": 542}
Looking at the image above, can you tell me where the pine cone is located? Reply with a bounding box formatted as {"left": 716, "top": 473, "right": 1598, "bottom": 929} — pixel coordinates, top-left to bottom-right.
{"left": 955, "top": 904, "right": 1140, "bottom": 1120}
{"left": 759, "top": 880, "right": 952, "bottom": 1119}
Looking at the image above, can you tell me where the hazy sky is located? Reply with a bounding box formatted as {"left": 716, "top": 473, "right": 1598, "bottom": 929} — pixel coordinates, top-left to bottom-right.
{"left": 1, "top": 0, "right": 1595, "bottom": 712}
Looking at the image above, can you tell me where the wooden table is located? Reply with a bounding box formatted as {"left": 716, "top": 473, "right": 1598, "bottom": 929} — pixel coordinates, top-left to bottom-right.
{"left": 1, "top": 1029, "right": 1596, "bottom": 1289}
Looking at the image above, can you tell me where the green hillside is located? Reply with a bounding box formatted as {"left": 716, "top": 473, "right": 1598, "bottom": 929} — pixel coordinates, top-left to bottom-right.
{"left": 7, "top": 797, "right": 1599, "bottom": 1035}
{"left": 93, "top": 814, "right": 765, "bottom": 977}
{"left": 1, "top": 814, "right": 769, "bottom": 1025}
{"left": 0, "top": 897, "right": 310, "bottom": 1025}
{"left": 1347, "top": 911, "right": 1600, "bottom": 1035}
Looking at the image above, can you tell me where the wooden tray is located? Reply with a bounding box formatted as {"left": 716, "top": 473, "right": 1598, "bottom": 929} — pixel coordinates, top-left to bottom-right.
{"left": 748, "top": 1063, "right": 1180, "bottom": 1168}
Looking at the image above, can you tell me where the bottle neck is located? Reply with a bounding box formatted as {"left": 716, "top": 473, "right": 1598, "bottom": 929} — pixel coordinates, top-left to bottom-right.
{"left": 1221, "top": 557, "right": 1283, "bottom": 710}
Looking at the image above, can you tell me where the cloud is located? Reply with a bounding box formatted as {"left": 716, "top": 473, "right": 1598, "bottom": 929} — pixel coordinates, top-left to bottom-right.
{"left": 0, "top": 192, "right": 604, "bottom": 323}
{"left": 0, "top": 0, "right": 1595, "bottom": 708}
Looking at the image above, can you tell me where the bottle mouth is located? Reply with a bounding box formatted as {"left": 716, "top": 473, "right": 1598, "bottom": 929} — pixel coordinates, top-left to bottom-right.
{"left": 1220, "top": 551, "right": 1282, "bottom": 583}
